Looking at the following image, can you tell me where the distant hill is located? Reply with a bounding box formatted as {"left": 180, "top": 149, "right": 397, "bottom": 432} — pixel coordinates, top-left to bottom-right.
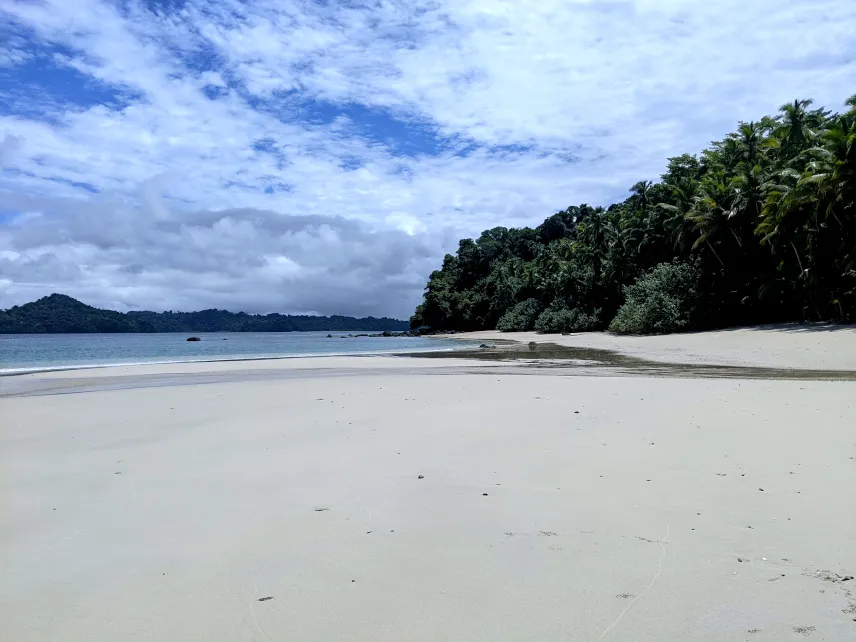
{"left": 0, "top": 294, "right": 409, "bottom": 333}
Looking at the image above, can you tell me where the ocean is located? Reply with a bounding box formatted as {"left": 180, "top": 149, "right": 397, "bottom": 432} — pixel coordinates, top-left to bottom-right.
{"left": 0, "top": 332, "right": 468, "bottom": 374}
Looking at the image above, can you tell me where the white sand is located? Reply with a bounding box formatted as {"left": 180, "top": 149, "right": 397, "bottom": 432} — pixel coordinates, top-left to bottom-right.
{"left": 2, "top": 331, "right": 856, "bottom": 641}
{"left": 448, "top": 324, "right": 856, "bottom": 370}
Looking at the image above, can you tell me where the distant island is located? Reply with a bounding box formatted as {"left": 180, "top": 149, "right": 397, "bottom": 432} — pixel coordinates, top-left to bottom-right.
{"left": 0, "top": 294, "right": 409, "bottom": 334}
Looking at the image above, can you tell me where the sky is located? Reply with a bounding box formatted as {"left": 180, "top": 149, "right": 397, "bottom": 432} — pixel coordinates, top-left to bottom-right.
{"left": 1, "top": 0, "right": 855, "bottom": 319}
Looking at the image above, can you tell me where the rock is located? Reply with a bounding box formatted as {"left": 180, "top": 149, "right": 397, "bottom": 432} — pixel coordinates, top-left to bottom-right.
{"left": 479, "top": 344, "right": 491, "bottom": 349}
{"left": 418, "top": 475, "right": 424, "bottom": 479}
{"left": 327, "top": 334, "right": 333, "bottom": 338}
{"left": 482, "top": 493, "right": 489, "bottom": 496}
{"left": 186, "top": 337, "right": 201, "bottom": 341}
{"left": 528, "top": 341, "right": 537, "bottom": 349}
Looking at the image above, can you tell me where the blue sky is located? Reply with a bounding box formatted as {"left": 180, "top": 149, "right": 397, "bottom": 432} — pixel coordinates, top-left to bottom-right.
{"left": 1, "top": 0, "right": 855, "bottom": 317}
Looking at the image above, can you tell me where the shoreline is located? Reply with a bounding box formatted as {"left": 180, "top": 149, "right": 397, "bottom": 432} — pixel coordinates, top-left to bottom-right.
{"left": 6, "top": 322, "right": 854, "bottom": 379}
{"left": 433, "top": 323, "right": 856, "bottom": 371}
{"left": 0, "top": 343, "right": 475, "bottom": 378}
{"left": 5, "top": 323, "right": 856, "bottom": 385}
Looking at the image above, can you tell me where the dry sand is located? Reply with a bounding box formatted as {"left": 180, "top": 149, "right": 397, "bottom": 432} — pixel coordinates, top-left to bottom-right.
{"left": 443, "top": 323, "right": 856, "bottom": 370}
{"left": 2, "top": 328, "right": 856, "bottom": 641}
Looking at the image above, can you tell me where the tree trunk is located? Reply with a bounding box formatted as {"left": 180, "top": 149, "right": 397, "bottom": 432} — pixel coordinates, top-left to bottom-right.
{"left": 706, "top": 240, "right": 728, "bottom": 272}
{"left": 729, "top": 227, "right": 743, "bottom": 248}
{"left": 791, "top": 241, "right": 805, "bottom": 274}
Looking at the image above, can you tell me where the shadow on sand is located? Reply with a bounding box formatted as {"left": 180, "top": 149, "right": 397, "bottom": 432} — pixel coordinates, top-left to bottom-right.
{"left": 401, "top": 342, "right": 856, "bottom": 382}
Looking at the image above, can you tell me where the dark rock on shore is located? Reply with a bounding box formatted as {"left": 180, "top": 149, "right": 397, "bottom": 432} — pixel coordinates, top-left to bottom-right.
{"left": 186, "top": 337, "right": 201, "bottom": 341}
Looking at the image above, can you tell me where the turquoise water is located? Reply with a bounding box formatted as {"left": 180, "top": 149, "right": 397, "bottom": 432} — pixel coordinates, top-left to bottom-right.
{"left": 0, "top": 332, "right": 468, "bottom": 374}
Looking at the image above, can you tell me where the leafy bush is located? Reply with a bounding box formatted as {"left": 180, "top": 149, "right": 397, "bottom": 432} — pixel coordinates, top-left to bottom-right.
{"left": 496, "top": 298, "right": 542, "bottom": 332}
{"left": 534, "top": 304, "right": 602, "bottom": 334}
{"left": 608, "top": 260, "right": 701, "bottom": 335}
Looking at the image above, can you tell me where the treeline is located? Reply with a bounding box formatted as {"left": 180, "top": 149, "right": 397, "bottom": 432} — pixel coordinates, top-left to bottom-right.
{"left": 0, "top": 294, "right": 409, "bottom": 333}
{"left": 411, "top": 96, "right": 856, "bottom": 334}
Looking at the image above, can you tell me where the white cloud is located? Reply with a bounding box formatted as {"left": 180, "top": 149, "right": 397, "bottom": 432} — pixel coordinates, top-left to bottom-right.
{"left": 0, "top": 134, "right": 24, "bottom": 166}
{"left": 0, "top": 47, "right": 31, "bottom": 68}
{"left": 0, "top": 0, "right": 854, "bottom": 316}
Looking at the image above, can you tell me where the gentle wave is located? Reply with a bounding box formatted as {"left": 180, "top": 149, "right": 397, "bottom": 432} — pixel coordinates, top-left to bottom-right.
{"left": 0, "top": 345, "right": 466, "bottom": 376}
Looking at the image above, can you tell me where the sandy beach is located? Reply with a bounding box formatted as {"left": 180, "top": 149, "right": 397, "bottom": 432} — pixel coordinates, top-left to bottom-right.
{"left": 442, "top": 323, "right": 856, "bottom": 370}
{"left": 2, "top": 327, "right": 856, "bottom": 641}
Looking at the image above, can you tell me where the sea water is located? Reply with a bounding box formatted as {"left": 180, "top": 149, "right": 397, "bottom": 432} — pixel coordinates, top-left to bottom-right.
{"left": 0, "top": 332, "right": 467, "bottom": 374}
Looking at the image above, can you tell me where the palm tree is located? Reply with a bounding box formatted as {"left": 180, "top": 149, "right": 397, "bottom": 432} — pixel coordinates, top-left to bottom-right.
{"left": 688, "top": 173, "right": 742, "bottom": 270}
{"left": 629, "top": 180, "right": 654, "bottom": 211}
{"left": 658, "top": 177, "right": 698, "bottom": 251}
{"left": 775, "top": 99, "right": 815, "bottom": 152}
{"left": 575, "top": 206, "right": 609, "bottom": 284}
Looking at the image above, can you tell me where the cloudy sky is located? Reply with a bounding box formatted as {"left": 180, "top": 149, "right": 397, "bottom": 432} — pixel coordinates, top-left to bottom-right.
{"left": 1, "top": 0, "right": 854, "bottom": 318}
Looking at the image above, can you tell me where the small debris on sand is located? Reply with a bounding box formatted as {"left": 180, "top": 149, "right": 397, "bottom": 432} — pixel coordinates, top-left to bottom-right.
{"left": 258, "top": 597, "right": 273, "bottom": 602}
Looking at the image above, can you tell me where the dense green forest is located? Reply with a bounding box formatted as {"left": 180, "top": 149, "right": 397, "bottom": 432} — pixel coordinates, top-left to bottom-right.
{"left": 411, "top": 96, "right": 856, "bottom": 334}
{"left": 0, "top": 294, "right": 409, "bottom": 333}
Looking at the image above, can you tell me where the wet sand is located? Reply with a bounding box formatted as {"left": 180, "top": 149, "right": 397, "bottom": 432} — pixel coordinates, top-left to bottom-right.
{"left": 2, "top": 331, "right": 856, "bottom": 641}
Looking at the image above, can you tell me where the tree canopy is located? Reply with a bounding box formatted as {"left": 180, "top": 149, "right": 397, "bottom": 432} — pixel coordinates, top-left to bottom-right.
{"left": 411, "top": 95, "right": 856, "bottom": 334}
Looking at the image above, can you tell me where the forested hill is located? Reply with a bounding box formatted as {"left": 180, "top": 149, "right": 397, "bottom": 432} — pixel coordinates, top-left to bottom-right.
{"left": 0, "top": 294, "right": 409, "bottom": 333}
{"left": 411, "top": 96, "right": 856, "bottom": 335}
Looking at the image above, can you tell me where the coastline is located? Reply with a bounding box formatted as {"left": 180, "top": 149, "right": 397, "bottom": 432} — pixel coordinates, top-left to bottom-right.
{"left": 433, "top": 323, "right": 856, "bottom": 370}
{"left": 2, "top": 327, "right": 855, "bottom": 640}
{"left": 7, "top": 321, "right": 853, "bottom": 380}
{"left": 0, "top": 334, "right": 476, "bottom": 378}
{"left": 0, "top": 344, "right": 470, "bottom": 377}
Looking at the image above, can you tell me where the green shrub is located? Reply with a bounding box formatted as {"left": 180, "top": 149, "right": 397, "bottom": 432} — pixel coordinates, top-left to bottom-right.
{"left": 608, "top": 260, "right": 701, "bottom": 335}
{"left": 496, "top": 298, "right": 542, "bottom": 332}
{"left": 535, "top": 304, "right": 602, "bottom": 333}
